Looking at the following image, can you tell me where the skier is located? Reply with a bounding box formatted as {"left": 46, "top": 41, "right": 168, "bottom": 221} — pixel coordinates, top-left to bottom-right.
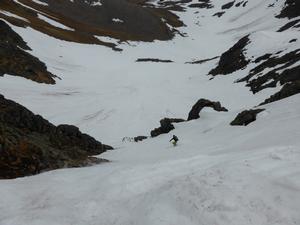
{"left": 170, "top": 135, "right": 179, "bottom": 147}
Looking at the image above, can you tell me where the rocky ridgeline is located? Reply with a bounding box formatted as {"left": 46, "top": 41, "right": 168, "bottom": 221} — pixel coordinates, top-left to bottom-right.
{"left": 0, "top": 95, "right": 113, "bottom": 179}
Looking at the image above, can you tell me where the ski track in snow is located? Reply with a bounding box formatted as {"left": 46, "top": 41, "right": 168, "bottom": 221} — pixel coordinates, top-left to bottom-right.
{"left": 0, "top": 0, "right": 300, "bottom": 224}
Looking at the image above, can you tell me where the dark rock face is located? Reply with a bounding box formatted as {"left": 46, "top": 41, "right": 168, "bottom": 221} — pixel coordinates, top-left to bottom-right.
{"left": 260, "top": 81, "right": 300, "bottom": 105}
{"left": 276, "top": 0, "right": 300, "bottom": 19}
{"left": 187, "top": 99, "right": 228, "bottom": 121}
{"left": 230, "top": 109, "right": 265, "bottom": 126}
{"left": 136, "top": 58, "right": 174, "bottom": 63}
{"left": 0, "top": 20, "right": 56, "bottom": 84}
{"left": 0, "top": 94, "right": 112, "bottom": 179}
{"left": 150, "top": 118, "right": 185, "bottom": 137}
{"left": 209, "top": 36, "right": 250, "bottom": 76}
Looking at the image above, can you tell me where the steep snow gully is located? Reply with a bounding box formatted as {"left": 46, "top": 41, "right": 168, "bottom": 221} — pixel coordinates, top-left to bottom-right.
{"left": 0, "top": 0, "right": 300, "bottom": 225}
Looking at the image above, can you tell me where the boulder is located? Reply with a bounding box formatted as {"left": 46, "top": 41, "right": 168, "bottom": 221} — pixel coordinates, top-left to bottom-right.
{"left": 150, "top": 118, "right": 185, "bottom": 137}
{"left": 230, "top": 109, "right": 265, "bottom": 126}
{"left": 134, "top": 136, "right": 148, "bottom": 142}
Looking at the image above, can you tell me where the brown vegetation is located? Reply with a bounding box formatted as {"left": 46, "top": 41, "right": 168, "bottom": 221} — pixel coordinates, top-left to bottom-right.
{"left": 0, "top": 0, "right": 184, "bottom": 50}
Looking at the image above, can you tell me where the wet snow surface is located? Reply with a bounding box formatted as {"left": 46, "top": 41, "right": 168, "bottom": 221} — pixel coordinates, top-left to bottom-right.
{"left": 0, "top": 0, "right": 300, "bottom": 224}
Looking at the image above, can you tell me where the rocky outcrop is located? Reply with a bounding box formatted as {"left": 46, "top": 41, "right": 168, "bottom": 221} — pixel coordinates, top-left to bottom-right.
{"left": 148, "top": 99, "right": 228, "bottom": 138}
{"left": 235, "top": 1, "right": 248, "bottom": 7}
{"left": 150, "top": 118, "right": 185, "bottom": 137}
{"left": 234, "top": 49, "right": 300, "bottom": 105}
{"left": 238, "top": 50, "right": 300, "bottom": 93}
{"left": 187, "top": 99, "right": 228, "bottom": 121}
{"left": 0, "top": 20, "right": 56, "bottom": 84}
{"left": 0, "top": 20, "right": 30, "bottom": 50}
{"left": 260, "top": 81, "right": 300, "bottom": 105}
{"left": 209, "top": 36, "right": 250, "bottom": 76}
{"left": 0, "top": 43, "right": 56, "bottom": 84}
{"left": 221, "top": 1, "right": 235, "bottom": 10}
{"left": 213, "top": 0, "right": 247, "bottom": 17}
{"left": 0, "top": 94, "right": 112, "bottom": 179}
{"left": 276, "top": 0, "right": 300, "bottom": 19}
{"left": 213, "top": 12, "right": 225, "bottom": 17}
{"left": 230, "top": 109, "right": 265, "bottom": 126}
{"left": 208, "top": 31, "right": 299, "bottom": 105}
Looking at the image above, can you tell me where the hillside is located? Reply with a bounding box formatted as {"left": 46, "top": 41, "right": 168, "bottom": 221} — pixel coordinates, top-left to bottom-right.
{"left": 0, "top": 0, "right": 299, "bottom": 224}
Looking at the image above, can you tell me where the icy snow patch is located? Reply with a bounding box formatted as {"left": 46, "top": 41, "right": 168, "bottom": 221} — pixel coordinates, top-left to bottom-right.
{"left": 91, "top": 1, "right": 102, "bottom": 6}
{"left": 112, "top": 18, "right": 124, "bottom": 23}
{"left": 37, "top": 13, "right": 74, "bottom": 31}
{"left": 0, "top": 10, "right": 29, "bottom": 22}
{"left": 31, "top": 0, "right": 48, "bottom": 6}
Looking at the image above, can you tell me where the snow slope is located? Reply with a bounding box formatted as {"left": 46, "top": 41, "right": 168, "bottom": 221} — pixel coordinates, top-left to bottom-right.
{"left": 0, "top": 0, "right": 291, "bottom": 144}
{"left": 0, "top": 95, "right": 299, "bottom": 225}
{"left": 0, "top": 0, "right": 300, "bottom": 224}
